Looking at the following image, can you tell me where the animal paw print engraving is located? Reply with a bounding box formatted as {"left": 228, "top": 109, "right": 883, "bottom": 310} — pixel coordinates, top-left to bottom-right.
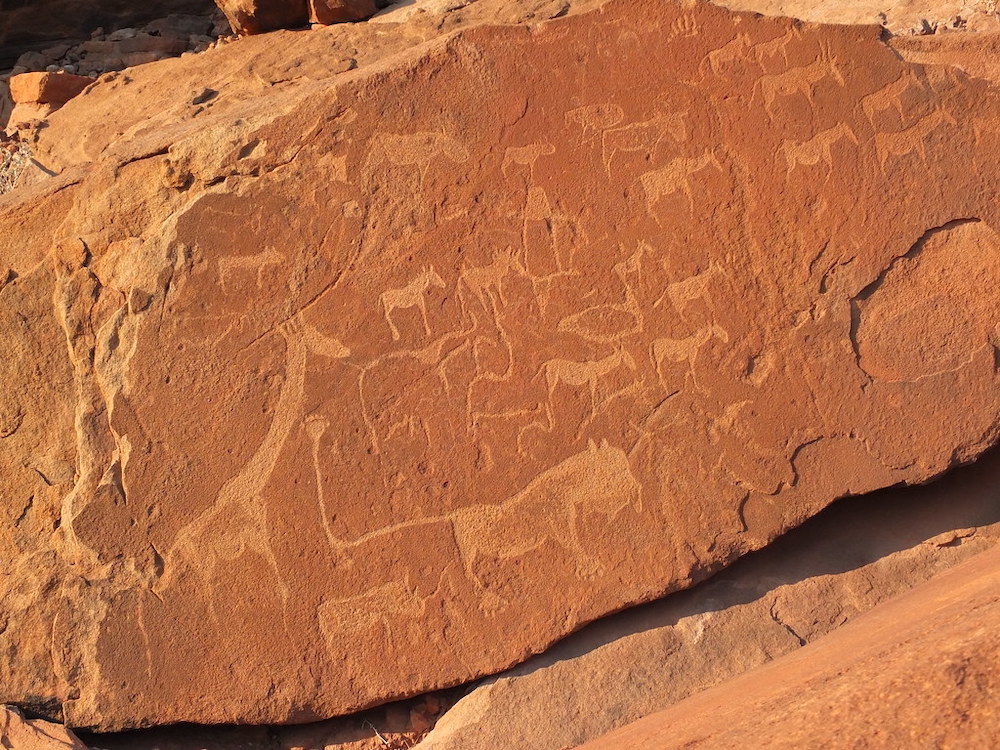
{"left": 670, "top": 13, "right": 699, "bottom": 39}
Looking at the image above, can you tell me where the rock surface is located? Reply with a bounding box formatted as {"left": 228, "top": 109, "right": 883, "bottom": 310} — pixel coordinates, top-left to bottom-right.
{"left": 214, "top": 0, "right": 310, "bottom": 34}
{"left": 2, "top": 0, "right": 1000, "bottom": 732}
{"left": 0, "top": 706, "right": 87, "bottom": 750}
{"left": 0, "top": 0, "right": 217, "bottom": 68}
{"left": 580, "top": 540, "right": 1000, "bottom": 749}
{"left": 415, "top": 448, "right": 1000, "bottom": 750}
{"left": 8, "top": 72, "right": 94, "bottom": 105}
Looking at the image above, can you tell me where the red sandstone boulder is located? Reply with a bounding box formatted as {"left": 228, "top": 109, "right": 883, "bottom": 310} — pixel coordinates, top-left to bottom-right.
{"left": 8, "top": 73, "right": 93, "bottom": 107}
{"left": 1, "top": 0, "right": 1000, "bottom": 732}
{"left": 309, "top": 0, "right": 377, "bottom": 24}
{"left": 214, "top": 0, "right": 309, "bottom": 33}
{"left": 0, "top": 707, "right": 87, "bottom": 750}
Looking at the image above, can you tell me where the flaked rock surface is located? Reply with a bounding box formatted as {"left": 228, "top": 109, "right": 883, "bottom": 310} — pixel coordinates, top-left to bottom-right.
{"left": 580, "top": 539, "right": 1000, "bottom": 748}
{"left": 2, "top": 0, "right": 1000, "bottom": 731}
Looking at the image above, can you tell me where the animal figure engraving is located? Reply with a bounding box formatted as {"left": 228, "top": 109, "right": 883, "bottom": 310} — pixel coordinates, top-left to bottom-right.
{"left": 565, "top": 103, "right": 625, "bottom": 143}
{"left": 755, "top": 48, "right": 845, "bottom": 119}
{"left": 602, "top": 112, "right": 689, "bottom": 176}
{"left": 640, "top": 152, "right": 723, "bottom": 212}
{"left": 502, "top": 143, "right": 556, "bottom": 179}
{"left": 379, "top": 266, "right": 447, "bottom": 340}
{"left": 751, "top": 26, "right": 803, "bottom": 67}
{"left": 366, "top": 131, "right": 469, "bottom": 185}
{"left": 217, "top": 247, "right": 284, "bottom": 292}
{"left": 700, "top": 33, "right": 752, "bottom": 78}
{"left": 861, "top": 70, "right": 927, "bottom": 127}
{"left": 540, "top": 349, "right": 638, "bottom": 428}
{"left": 157, "top": 314, "right": 349, "bottom": 605}
{"left": 651, "top": 325, "right": 729, "bottom": 385}
{"left": 782, "top": 124, "right": 859, "bottom": 175}
{"left": 459, "top": 246, "right": 526, "bottom": 320}
{"left": 874, "top": 109, "right": 958, "bottom": 171}
{"left": 451, "top": 440, "right": 643, "bottom": 603}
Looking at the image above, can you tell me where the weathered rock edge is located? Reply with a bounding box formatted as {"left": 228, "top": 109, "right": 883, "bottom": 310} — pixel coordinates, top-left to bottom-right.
{"left": 2, "top": 0, "right": 1000, "bottom": 730}
{"left": 578, "top": 539, "right": 1000, "bottom": 748}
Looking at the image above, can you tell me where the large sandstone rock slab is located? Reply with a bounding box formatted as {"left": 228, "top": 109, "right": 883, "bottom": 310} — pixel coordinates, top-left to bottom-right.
{"left": 416, "top": 449, "right": 1000, "bottom": 750}
{"left": 579, "top": 540, "right": 1000, "bottom": 749}
{"left": 2, "top": 0, "right": 1000, "bottom": 731}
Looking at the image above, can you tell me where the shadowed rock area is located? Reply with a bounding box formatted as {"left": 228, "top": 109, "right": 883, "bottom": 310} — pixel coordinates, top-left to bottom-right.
{"left": 0, "top": 0, "right": 217, "bottom": 67}
{"left": 2, "top": 0, "right": 1000, "bottom": 741}
{"left": 580, "top": 539, "right": 1000, "bottom": 748}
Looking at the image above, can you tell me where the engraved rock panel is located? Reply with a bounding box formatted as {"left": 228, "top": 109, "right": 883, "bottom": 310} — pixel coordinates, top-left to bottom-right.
{"left": 1, "top": 0, "right": 1000, "bottom": 730}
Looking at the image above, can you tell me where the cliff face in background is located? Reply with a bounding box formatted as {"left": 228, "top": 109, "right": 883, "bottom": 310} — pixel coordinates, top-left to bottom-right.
{"left": 2, "top": 0, "right": 1000, "bottom": 744}
{"left": 0, "top": 0, "right": 217, "bottom": 67}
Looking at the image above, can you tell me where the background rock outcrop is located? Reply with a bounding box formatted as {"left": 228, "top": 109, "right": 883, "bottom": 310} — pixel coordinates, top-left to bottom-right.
{"left": 2, "top": 0, "right": 1000, "bottom": 732}
{"left": 0, "top": 0, "right": 217, "bottom": 67}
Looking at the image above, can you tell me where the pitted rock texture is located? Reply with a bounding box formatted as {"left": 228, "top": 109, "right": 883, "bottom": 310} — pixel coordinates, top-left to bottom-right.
{"left": 2, "top": 0, "right": 1000, "bottom": 731}
{"left": 579, "top": 541, "right": 1000, "bottom": 749}
{"left": 0, "top": 0, "right": 216, "bottom": 68}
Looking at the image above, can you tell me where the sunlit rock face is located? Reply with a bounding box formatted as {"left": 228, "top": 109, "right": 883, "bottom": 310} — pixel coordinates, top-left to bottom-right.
{"left": 1, "top": 0, "right": 999, "bottom": 731}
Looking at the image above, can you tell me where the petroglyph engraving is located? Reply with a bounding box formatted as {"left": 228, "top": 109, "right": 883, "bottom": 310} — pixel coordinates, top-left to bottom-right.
{"left": 366, "top": 131, "right": 470, "bottom": 185}
{"left": 652, "top": 325, "right": 729, "bottom": 385}
{"left": 751, "top": 26, "right": 803, "bottom": 67}
{"left": 565, "top": 103, "right": 625, "bottom": 143}
{"left": 783, "top": 124, "right": 859, "bottom": 175}
{"left": 755, "top": 48, "right": 845, "bottom": 119}
{"left": 452, "top": 440, "right": 642, "bottom": 600}
{"left": 861, "top": 70, "right": 928, "bottom": 126}
{"left": 602, "top": 112, "right": 689, "bottom": 177}
{"left": 502, "top": 143, "right": 556, "bottom": 180}
{"left": 217, "top": 247, "right": 284, "bottom": 292}
{"left": 540, "top": 350, "right": 638, "bottom": 429}
{"left": 701, "top": 32, "right": 751, "bottom": 78}
{"left": 379, "top": 266, "right": 447, "bottom": 341}
{"left": 641, "top": 152, "right": 723, "bottom": 213}
{"left": 874, "top": 109, "right": 958, "bottom": 171}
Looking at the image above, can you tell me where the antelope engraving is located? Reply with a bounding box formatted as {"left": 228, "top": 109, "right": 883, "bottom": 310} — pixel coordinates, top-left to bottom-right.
{"left": 700, "top": 33, "right": 752, "bottom": 78}
{"left": 502, "top": 142, "right": 556, "bottom": 179}
{"left": 602, "top": 111, "right": 689, "bottom": 176}
{"left": 379, "top": 266, "right": 446, "bottom": 340}
{"left": 366, "top": 131, "right": 469, "bottom": 185}
{"left": 651, "top": 325, "right": 729, "bottom": 385}
{"left": 217, "top": 247, "right": 284, "bottom": 293}
{"left": 640, "top": 151, "right": 723, "bottom": 213}
{"left": 565, "top": 103, "right": 625, "bottom": 143}
{"left": 861, "top": 70, "right": 928, "bottom": 127}
{"left": 755, "top": 47, "right": 845, "bottom": 119}
{"left": 540, "top": 349, "right": 638, "bottom": 425}
{"left": 874, "top": 109, "right": 958, "bottom": 171}
{"left": 782, "top": 123, "right": 859, "bottom": 175}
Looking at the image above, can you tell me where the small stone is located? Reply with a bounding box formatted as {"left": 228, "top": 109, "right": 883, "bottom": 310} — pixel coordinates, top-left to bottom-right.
{"left": 107, "top": 27, "right": 138, "bottom": 41}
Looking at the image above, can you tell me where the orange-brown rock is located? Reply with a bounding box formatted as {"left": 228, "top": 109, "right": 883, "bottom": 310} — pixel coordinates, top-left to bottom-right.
{"left": 579, "top": 541, "right": 1000, "bottom": 749}
{"left": 0, "top": 706, "right": 87, "bottom": 750}
{"left": 417, "top": 449, "right": 1000, "bottom": 750}
{"left": 309, "top": 0, "right": 377, "bottom": 24}
{"left": 8, "top": 73, "right": 93, "bottom": 107}
{"left": 214, "top": 0, "right": 309, "bottom": 33}
{"left": 2, "top": 0, "right": 1000, "bottom": 732}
